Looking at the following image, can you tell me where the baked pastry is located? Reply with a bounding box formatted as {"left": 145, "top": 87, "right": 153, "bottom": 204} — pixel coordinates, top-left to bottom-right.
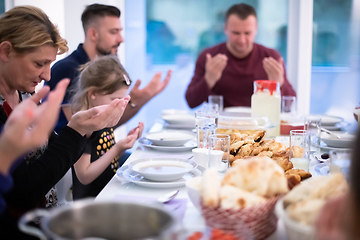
{"left": 283, "top": 173, "right": 348, "bottom": 207}
{"left": 220, "top": 185, "right": 266, "bottom": 210}
{"left": 286, "top": 199, "right": 326, "bottom": 225}
{"left": 285, "top": 169, "right": 312, "bottom": 180}
{"left": 201, "top": 168, "right": 221, "bottom": 207}
{"left": 222, "top": 156, "right": 288, "bottom": 198}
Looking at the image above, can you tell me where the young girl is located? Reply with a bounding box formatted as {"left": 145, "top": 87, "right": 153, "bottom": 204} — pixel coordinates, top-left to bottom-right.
{"left": 71, "top": 55, "right": 143, "bottom": 199}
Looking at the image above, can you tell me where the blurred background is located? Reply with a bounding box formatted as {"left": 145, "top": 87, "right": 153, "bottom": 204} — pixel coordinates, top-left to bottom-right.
{"left": 2, "top": 0, "right": 360, "bottom": 136}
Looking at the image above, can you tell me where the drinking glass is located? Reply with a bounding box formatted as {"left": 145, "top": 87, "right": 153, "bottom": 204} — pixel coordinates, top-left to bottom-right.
{"left": 329, "top": 149, "right": 352, "bottom": 180}
{"left": 208, "top": 95, "right": 224, "bottom": 112}
{"left": 289, "top": 130, "right": 311, "bottom": 171}
{"left": 195, "top": 110, "right": 219, "bottom": 148}
{"left": 281, "top": 96, "right": 297, "bottom": 115}
{"left": 208, "top": 134, "right": 230, "bottom": 172}
{"left": 304, "top": 115, "right": 322, "bottom": 155}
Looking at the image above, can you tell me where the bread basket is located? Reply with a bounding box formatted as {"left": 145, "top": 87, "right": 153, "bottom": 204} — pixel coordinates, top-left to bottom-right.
{"left": 275, "top": 198, "right": 315, "bottom": 240}
{"left": 201, "top": 195, "right": 283, "bottom": 240}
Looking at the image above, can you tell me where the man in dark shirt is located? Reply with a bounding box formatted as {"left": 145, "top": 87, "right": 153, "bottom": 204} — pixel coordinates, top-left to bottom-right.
{"left": 46, "top": 4, "right": 171, "bottom": 133}
{"left": 186, "top": 3, "right": 296, "bottom": 108}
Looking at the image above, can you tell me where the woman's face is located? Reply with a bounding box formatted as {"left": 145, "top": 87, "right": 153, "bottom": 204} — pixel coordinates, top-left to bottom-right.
{"left": 7, "top": 44, "right": 57, "bottom": 93}
{"left": 90, "top": 87, "right": 128, "bottom": 108}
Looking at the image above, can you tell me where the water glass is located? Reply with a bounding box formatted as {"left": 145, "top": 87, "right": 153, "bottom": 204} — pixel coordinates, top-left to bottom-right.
{"left": 281, "top": 96, "right": 297, "bottom": 115}
{"left": 304, "top": 115, "right": 322, "bottom": 154}
{"left": 208, "top": 95, "right": 224, "bottom": 112}
{"left": 195, "top": 110, "right": 219, "bottom": 148}
{"left": 289, "top": 130, "right": 311, "bottom": 171}
{"left": 208, "top": 134, "right": 230, "bottom": 172}
{"left": 329, "top": 149, "right": 352, "bottom": 180}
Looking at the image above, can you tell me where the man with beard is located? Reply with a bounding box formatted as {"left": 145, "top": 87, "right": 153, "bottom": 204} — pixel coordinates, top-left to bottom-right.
{"left": 185, "top": 3, "right": 295, "bottom": 109}
{"left": 47, "top": 4, "right": 171, "bottom": 133}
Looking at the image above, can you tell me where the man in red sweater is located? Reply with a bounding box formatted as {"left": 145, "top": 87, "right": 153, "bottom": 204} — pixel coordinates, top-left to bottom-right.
{"left": 186, "top": 3, "right": 296, "bottom": 108}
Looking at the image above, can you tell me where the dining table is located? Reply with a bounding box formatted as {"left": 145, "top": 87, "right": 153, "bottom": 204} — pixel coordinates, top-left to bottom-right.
{"left": 95, "top": 120, "right": 322, "bottom": 240}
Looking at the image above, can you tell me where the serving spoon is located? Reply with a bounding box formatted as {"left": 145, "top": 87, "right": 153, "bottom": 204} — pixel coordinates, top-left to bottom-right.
{"left": 320, "top": 127, "right": 341, "bottom": 139}
{"left": 311, "top": 123, "right": 341, "bottom": 139}
{"left": 157, "top": 190, "right": 180, "bottom": 203}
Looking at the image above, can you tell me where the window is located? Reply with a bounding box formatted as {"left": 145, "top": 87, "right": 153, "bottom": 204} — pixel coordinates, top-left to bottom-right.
{"left": 125, "top": 0, "right": 288, "bottom": 130}
{"left": 310, "top": 0, "right": 359, "bottom": 130}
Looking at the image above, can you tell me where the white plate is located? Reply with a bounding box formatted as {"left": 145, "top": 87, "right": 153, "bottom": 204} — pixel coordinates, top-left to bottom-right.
{"left": 161, "top": 109, "right": 188, "bottom": 116}
{"left": 322, "top": 121, "right": 350, "bottom": 131}
{"left": 117, "top": 165, "right": 205, "bottom": 188}
{"left": 308, "top": 115, "right": 344, "bottom": 126}
{"left": 162, "top": 114, "right": 195, "bottom": 126}
{"left": 139, "top": 138, "right": 196, "bottom": 152}
{"left": 224, "top": 106, "right": 251, "bottom": 113}
{"left": 129, "top": 157, "right": 197, "bottom": 182}
{"left": 320, "top": 131, "right": 356, "bottom": 148}
{"left": 145, "top": 130, "right": 194, "bottom": 146}
{"left": 163, "top": 121, "right": 195, "bottom": 129}
{"left": 313, "top": 141, "right": 352, "bottom": 151}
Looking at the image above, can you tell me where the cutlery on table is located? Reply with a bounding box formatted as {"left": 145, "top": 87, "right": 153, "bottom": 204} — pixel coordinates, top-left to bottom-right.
{"left": 157, "top": 190, "right": 180, "bottom": 203}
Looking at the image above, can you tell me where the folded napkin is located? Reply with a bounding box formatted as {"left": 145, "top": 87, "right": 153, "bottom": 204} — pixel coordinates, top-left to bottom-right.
{"left": 115, "top": 194, "right": 187, "bottom": 221}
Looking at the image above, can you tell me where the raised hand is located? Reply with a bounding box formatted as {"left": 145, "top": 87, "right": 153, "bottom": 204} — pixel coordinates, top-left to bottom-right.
{"left": 204, "top": 53, "right": 228, "bottom": 89}
{"left": 68, "top": 96, "right": 130, "bottom": 136}
{"left": 0, "top": 79, "right": 69, "bottom": 174}
{"left": 129, "top": 70, "right": 172, "bottom": 107}
{"left": 262, "top": 57, "right": 284, "bottom": 86}
{"left": 127, "top": 122, "right": 144, "bottom": 139}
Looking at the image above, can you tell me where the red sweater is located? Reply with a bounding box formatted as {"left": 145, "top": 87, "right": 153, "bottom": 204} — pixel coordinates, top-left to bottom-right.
{"left": 185, "top": 43, "right": 296, "bottom": 108}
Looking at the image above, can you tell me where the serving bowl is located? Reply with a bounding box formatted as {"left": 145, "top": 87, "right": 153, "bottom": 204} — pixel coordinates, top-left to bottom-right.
{"left": 275, "top": 198, "right": 315, "bottom": 240}
{"left": 185, "top": 176, "right": 202, "bottom": 210}
{"left": 320, "top": 131, "right": 356, "bottom": 148}
{"left": 145, "top": 130, "right": 194, "bottom": 146}
{"left": 129, "top": 158, "right": 197, "bottom": 182}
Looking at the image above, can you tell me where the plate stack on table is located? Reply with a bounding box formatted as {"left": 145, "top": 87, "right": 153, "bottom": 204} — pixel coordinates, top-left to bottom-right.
{"left": 139, "top": 130, "right": 196, "bottom": 152}
{"left": 161, "top": 109, "right": 195, "bottom": 129}
{"left": 116, "top": 157, "right": 205, "bottom": 189}
{"left": 309, "top": 114, "right": 348, "bottom": 131}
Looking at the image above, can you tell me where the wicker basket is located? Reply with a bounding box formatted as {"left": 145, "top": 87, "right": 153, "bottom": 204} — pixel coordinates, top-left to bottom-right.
{"left": 201, "top": 195, "right": 283, "bottom": 240}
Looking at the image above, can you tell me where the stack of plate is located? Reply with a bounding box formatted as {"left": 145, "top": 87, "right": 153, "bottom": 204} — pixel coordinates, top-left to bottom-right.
{"left": 308, "top": 114, "right": 347, "bottom": 131}
{"left": 162, "top": 113, "right": 195, "bottom": 129}
{"left": 116, "top": 157, "right": 204, "bottom": 188}
{"left": 319, "top": 131, "right": 355, "bottom": 150}
{"left": 139, "top": 130, "right": 196, "bottom": 152}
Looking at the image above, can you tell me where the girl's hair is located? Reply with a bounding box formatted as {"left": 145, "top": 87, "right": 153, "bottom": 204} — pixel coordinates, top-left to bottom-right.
{"left": 0, "top": 5, "right": 68, "bottom": 54}
{"left": 71, "top": 55, "right": 131, "bottom": 112}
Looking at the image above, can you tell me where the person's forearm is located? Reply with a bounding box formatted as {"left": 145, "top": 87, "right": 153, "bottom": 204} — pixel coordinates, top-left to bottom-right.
{"left": 0, "top": 146, "right": 17, "bottom": 175}
{"left": 186, "top": 76, "right": 212, "bottom": 108}
{"left": 115, "top": 104, "right": 143, "bottom": 127}
{"left": 76, "top": 145, "right": 125, "bottom": 185}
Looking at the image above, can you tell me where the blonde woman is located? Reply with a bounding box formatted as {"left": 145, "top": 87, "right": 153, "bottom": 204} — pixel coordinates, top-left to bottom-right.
{"left": 0, "top": 6, "right": 128, "bottom": 238}
{"left": 71, "top": 56, "right": 143, "bottom": 200}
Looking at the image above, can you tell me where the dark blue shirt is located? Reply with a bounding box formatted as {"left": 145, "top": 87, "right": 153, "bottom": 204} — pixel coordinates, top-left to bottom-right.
{"left": 45, "top": 44, "right": 90, "bottom": 134}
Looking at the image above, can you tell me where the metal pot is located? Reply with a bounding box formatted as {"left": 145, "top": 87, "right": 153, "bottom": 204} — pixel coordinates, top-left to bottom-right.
{"left": 19, "top": 199, "right": 179, "bottom": 240}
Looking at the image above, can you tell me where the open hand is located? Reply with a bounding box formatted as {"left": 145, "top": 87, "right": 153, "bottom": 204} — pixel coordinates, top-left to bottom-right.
{"left": 68, "top": 96, "right": 130, "bottom": 136}
{"left": 0, "top": 79, "right": 69, "bottom": 173}
{"left": 129, "top": 70, "right": 172, "bottom": 107}
{"left": 262, "top": 57, "right": 284, "bottom": 86}
{"left": 116, "top": 123, "right": 143, "bottom": 150}
{"left": 204, "top": 53, "right": 228, "bottom": 89}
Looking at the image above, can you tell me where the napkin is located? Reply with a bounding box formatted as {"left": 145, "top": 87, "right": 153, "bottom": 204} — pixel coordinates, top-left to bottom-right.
{"left": 114, "top": 194, "right": 188, "bottom": 221}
